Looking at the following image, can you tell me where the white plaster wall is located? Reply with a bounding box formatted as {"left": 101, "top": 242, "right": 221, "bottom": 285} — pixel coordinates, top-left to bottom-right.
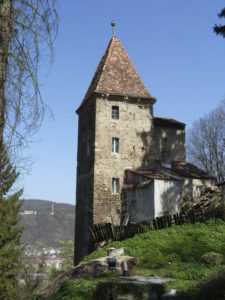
{"left": 154, "top": 180, "right": 182, "bottom": 217}
{"left": 126, "top": 182, "right": 154, "bottom": 222}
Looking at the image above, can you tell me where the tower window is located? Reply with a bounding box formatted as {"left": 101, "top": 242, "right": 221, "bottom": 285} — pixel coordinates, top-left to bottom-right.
{"left": 112, "top": 138, "right": 119, "bottom": 153}
{"left": 112, "top": 106, "right": 119, "bottom": 119}
{"left": 112, "top": 178, "right": 120, "bottom": 194}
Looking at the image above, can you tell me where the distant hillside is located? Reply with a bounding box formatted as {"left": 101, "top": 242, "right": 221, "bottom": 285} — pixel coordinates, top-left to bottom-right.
{"left": 19, "top": 199, "right": 75, "bottom": 247}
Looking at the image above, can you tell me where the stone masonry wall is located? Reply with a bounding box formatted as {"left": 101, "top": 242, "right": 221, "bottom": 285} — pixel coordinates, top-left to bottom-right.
{"left": 154, "top": 125, "right": 185, "bottom": 162}
{"left": 75, "top": 96, "right": 96, "bottom": 265}
{"left": 93, "top": 95, "right": 155, "bottom": 224}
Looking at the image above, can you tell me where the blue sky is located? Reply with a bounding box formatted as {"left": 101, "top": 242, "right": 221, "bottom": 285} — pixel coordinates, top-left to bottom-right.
{"left": 21, "top": 0, "right": 225, "bottom": 204}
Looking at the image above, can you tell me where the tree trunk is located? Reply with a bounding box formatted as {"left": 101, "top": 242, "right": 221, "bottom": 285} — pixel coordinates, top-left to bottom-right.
{"left": 0, "top": 0, "right": 12, "bottom": 185}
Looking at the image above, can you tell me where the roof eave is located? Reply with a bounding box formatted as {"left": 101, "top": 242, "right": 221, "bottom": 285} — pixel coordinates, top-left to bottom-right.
{"left": 76, "top": 92, "right": 156, "bottom": 114}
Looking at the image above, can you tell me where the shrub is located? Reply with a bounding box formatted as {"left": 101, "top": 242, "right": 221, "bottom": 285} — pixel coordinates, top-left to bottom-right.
{"left": 178, "top": 268, "right": 225, "bottom": 300}
{"left": 201, "top": 252, "right": 224, "bottom": 266}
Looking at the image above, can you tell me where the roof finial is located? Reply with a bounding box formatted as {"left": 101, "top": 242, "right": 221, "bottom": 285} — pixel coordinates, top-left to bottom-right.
{"left": 111, "top": 20, "right": 116, "bottom": 37}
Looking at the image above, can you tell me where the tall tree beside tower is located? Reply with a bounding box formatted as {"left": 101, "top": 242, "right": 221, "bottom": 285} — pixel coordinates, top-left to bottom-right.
{"left": 214, "top": 8, "right": 225, "bottom": 38}
{"left": 0, "top": 0, "right": 58, "bottom": 166}
{"left": 0, "top": 0, "right": 58, "bottom": 297}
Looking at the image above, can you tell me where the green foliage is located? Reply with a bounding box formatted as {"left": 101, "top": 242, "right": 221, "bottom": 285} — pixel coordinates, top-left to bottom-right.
{"left": 45, "top": 273, "right": 123, "bottom": 300}
{"left": 178, "top": 268, "right": 225, "bottom": 299}
{"left": 49, "top": 266, "right": 63, "bottom": 281}
{"left": 0, "top": 147, "right": 23, "bottom": 299}
{"left": 93, "top": 280, "right": 149, "bottom": 300}
{"left": 58, "top": 240, "right": 74, "bottom": 271}
{"left": 31, "top": 291, "right": 43, "bottom": 300}
{"left": 46, "top": 278, "right": 100, "bottom": 300}
{"left": 201, "top": 252, "right": 224, "bottom": 266}
{"left": 49, "top": 240, "right": 74, "bottom": 281}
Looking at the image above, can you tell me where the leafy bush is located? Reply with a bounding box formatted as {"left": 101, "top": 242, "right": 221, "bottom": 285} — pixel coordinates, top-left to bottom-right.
{"left": 201, "top": 252, "right": 224, "bottom": 266}
{"left": 178, "top": 268, "right": 225, "bottom": 299}
{"left": 46, "top": 279, "right": 94, "bottom": 300}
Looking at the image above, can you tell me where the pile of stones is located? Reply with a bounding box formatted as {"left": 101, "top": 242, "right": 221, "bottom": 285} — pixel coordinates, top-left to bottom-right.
{"left": 180, "top": 185, "right": 222, "bottom": 215}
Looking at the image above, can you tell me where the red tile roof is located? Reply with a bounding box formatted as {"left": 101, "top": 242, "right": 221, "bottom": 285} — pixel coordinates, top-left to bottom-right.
{"left": 77, "top": 37, "right": 156, "bottom": 112}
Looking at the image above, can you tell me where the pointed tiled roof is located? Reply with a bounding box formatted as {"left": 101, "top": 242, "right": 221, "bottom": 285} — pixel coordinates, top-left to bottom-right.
{"left": 77, "top": 37, "right": 155, "bottom": 111}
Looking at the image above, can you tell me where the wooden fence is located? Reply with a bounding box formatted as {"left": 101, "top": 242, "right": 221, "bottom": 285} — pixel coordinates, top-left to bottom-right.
{"left": 90, "top": 209, "right": 221, "bottom": 245}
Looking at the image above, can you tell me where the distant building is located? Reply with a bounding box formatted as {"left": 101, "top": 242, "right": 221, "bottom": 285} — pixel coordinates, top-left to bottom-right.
{"left": 19, "top": 210, "right": 37, "bottom": 215}
{"left": 50, "top": 204, "right": 55, "bottom": 216}
{"left": 75, "top": 34, "right": 215, "bottom": 264}
{"left": 45, "top": 258, "right": 63, "bottom": 270}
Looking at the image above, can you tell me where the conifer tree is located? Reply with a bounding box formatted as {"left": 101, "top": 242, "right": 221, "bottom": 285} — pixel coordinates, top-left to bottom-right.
{"left": 0, "top": 146, "right": 23, "bottom": 300}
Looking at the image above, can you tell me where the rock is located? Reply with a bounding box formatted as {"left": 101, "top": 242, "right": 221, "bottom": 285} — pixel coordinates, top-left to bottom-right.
{"left": 107, "top": 247, "right": 124, "bottom": 256}
{"left": 162, "top": 288, "right": 177, "bottom": 299}
{"left": 107, "top": 256, "right": 117, "bottom": 269}
{"left": 115, "top": 295, "right": 134, "bottom": 300}
{"left": 41, "top": 255, "right": 139, "bottom": 298}
{"left": 180, "top": 185, "right": 222, "bottom": 216}
{"left": 94, "top": 276, "right": 171, "bottom": 300}
{"left": 121, "top": 257, "right": 139, "bottom": 277}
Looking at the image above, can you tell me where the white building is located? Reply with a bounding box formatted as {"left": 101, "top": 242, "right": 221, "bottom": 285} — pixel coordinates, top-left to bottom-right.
{"left": 123, "top": 160, "right": 216, "bottom": 222}
{"left": 19, "top": 210, "right": 37, "bottom": 215}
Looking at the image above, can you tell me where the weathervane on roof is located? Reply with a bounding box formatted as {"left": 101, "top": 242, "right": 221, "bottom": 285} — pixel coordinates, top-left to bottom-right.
{"left": 111, "top": 20, "right": 116, "bottom": 37}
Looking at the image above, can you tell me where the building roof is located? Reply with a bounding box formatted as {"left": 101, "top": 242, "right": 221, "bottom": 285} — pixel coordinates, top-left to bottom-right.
{"left": 126, "top": 168, "right": 177, "bottom": 180}
{"left": 170, "top": 161, "right": 216, "bottom": 179}
{"left": 123, "top": 179, "right": 153, "bottom": 190}
{"left": 77, "top": 37, "right": 156, "bottom": 112}
{"left": 125, "top": 161, "right": 215, "bottom": 188}
{"left": 154, "top": 117, "right": 185, "bottom": 129}
{"left": 152, "top": 160, "right": 215, "bottom": 180}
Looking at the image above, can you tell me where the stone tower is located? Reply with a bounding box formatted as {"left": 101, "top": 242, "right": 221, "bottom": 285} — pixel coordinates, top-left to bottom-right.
{"left": 75, "top": 36, "right": 156, "bottom": 264}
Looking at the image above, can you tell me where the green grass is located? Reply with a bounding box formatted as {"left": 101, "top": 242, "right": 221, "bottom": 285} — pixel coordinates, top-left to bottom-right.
{"left": 42, "top": 273, "right": 120, "bottom": 300}
{"left": 83, "top": 219, "right": 225, "bottom": 290}
{"left": 177, "top": 267, "right": 225, "bottom": 299}
{"left": 39, "top": 219, "right": 225, "bottom": 299}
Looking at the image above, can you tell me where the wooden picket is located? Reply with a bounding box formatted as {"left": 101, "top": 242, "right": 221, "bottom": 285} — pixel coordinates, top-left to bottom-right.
{"left": 89, "top": 208, "right": 221, "bottom": 245}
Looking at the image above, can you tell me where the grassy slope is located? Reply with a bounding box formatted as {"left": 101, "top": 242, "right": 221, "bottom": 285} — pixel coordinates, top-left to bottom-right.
{"left": 84, "top": 219, "right": 224, "bottom": 286}
{"left": 43, "top": 219, "right": 225, "bottom": 299}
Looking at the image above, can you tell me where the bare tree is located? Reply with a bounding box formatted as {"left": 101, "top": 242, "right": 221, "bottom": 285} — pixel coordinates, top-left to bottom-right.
{"left": 214, "top": 7, "right": 225, "bottom": 38}
{"left": 0, "top": 0, "right": 58, "bottom": 168}
{"left": 187, "top": 100, "right": 225, "bottom": 183}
